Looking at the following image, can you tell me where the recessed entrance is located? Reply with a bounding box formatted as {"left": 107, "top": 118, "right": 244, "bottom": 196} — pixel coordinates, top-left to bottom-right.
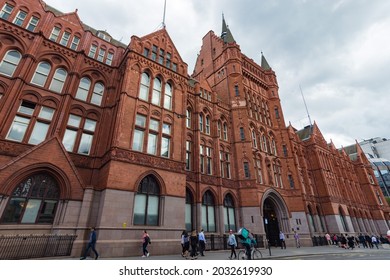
{"left": 263, "top": 198, "right": 280, "bottom": 246}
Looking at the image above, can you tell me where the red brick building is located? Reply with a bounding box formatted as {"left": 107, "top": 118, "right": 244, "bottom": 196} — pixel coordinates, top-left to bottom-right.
{"left": 0, "top": 0, "right": 388, "bottom": 257}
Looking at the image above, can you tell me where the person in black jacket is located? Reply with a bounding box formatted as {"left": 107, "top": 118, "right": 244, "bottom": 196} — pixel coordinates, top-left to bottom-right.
{"left": 80, "top": 227, "right": 99, "bottom": 260}
{"left": 189, "top": 230, "right": 198, "bottom": 260}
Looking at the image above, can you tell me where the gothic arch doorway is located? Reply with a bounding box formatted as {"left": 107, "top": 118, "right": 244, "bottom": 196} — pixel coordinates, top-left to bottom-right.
{"left": 262, "top": 192, "right": 289, "bottom": 247}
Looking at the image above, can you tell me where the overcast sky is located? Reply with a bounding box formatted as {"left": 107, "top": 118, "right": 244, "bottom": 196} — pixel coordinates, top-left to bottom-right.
{"left": 44, "top": 0, "right": 390, "bottom": 148}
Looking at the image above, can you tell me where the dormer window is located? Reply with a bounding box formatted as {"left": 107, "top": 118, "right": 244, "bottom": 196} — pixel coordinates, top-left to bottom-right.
{"left": 97, "top": 31, "right": 111, "bottom": 42}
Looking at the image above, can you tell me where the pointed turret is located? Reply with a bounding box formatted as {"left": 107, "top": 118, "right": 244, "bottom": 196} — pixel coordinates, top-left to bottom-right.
{"left": 221, "top": 14, "right": 235, "bottom": 44}
{"left": 261, "top": 52, "right": 271, "bottom": 70}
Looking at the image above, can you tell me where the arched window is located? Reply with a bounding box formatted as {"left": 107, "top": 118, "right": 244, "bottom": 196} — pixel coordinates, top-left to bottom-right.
{"left": 199, "top": 113, "right": 204, "bottom": 132}
{"left": 251, "top": 130, "right": 257, "bottom": 148}
{"left": 201, "top": 190, "right": 216, "bottom": 232}
{"left": 1, "top": 173, "right": 60, "bottom": 224}
{"left": 223, "top": 194, "right": 236, "bottom": 232}
{"left": 133, "top": 175, "right": 160, "bottom": 226}
{"left": 186, "top": 108, "right": 191, "bottom": 128}
{"left": 223, "top": 123, "right": 228, "bottom": 140}
{"left": 163, "top": 82, "right": 172, "bottom": 110}
{"left": 185, "top": 189, "right": 194, "bottom": 231}
{"left": 0, "top": 50, "right": 22, "bottom": 77}
{"left": 308, "top": 205, "right": 317, "bottom": 232}
{"left": 75, "top": 77, "right": 91, "bottom": 101}
{"left": 91, "top": 82, "right": 105, "bottom": 106}
{"left": 139, "top": 72, "right": 150, "bottom": 101}
{"left": 75, "top": 78, "right": 105, "bottom": 106}
{"left": 49, "top": 68, "right": 67, "bottom": 93}
{"left": 152, "top": 77, "right": 162, "bottom": 106}
{"left": 205, "top": 115, "right": 210, "bottom": 134}
{"left": 31, "top": 62, "right": 51, "bottom": 86}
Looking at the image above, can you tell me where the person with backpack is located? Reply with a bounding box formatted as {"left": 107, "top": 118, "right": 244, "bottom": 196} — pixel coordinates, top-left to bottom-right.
{"left": 142, "top": 230, "right": 151, "bottom": 257}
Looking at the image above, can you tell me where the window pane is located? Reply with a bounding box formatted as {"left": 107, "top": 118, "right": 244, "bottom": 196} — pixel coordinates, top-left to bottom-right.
{"left": 62, "top": 129, "right": 77, "bottom": 151}
{"left": 149, "top": 119, "right": 159, "bottom": 131}
{"left": 146, "top": 195, "right": 159, "bottom": 225}
{"left": 2, "top": 198, "right": 25, "bottom": 223}
{"left": 67, "top": 114, "right": 81, "bottom": 127}
{"left": 162, "top": 123, "right": 171, "bottom": 135}
{"left": 133, "top": 194, "right": 146, "bottom": 225}
{"left": 152, "top": 78, "right": 161, "bottom": 105}
{"left": 91, "top": 83, "right": 104, "bottom": 105}
{"left": 147, "top": 134, "right": 157, "bottom": 155}
{"left": 28, "top": 122, "right": 49, "bottom": 145}
{"left": 84, "top": 119, "right": 96, "bottom": 132}
{"left": 208, "top": 206, "right": 216, "bottom": 232}
{"left": 139, "top": 73, "right": 150, "bottom": 101}
{"left": 229, "top": 207, "right": 236, "bottom": 231}
{"left": 135, "top": 115, "right": 146, "bottom": 127}
{"left": 132, "top": 129, "right": 144, "bottom": 151}
{"left": 37, "top": 200, "right": 57, "bottom": 223}
{"left": 201, "top": 205, "right": 207, "bottom": 231}
{"left": 31, "top": 62, "right": 51, "bottom": 86}
{"left": 0, "top": 50, "right": 21, "bottom": 76}
{"left": 39, "top": 107, "right": 54, "bottom": 121}
{"left": 20, "top": 199, "right": 41, "bottom": 223}
{"left": 27, "top": 16, "right": 39, "bottom": 32}
{"left": 161, "top": 137, "right": 170, "bottom": 158}
{"left": 75, "top": 78, "right": 91, "bottom": 101}
{"left": 78, "top": 133, "right": 93, "bottom": 155}
{"left": 224, "top": 207, "right": 229, "bottom": 232}
{"left": 49, "top": 68, "right": 67, "bottom": 93}
{"left": 7, "top": 116, "right": 30, "bottom": 141}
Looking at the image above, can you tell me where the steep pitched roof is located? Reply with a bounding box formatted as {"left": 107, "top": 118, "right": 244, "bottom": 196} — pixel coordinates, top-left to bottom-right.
{"left": 261, "top": 52, "right": 272, "bottom": 70}
{"left": 221, "top": 14, "right": 235, "bottom": 44}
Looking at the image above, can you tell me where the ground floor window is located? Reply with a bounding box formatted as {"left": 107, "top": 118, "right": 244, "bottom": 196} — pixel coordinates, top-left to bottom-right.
{"left": 1, "top": 173, "right": 60, "bottom": 224}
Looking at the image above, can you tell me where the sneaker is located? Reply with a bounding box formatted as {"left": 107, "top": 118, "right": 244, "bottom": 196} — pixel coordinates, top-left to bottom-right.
{"left": 142, "top": 255, "right": 146, "bottom": 257}
{"left": 228, "top": 257, "right": 231, "bottom": 259}
{"left": 147, "top": 253, "right": 150, "bottom": 257}
{"left": 95, "top": 255, "right": 99, "bottom": 260}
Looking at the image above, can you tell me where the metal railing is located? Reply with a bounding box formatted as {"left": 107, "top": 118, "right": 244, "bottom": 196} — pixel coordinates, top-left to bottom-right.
{"left": 312, "top": 236, "right": 327, "bottom": 246}
{"left": 0, "top": 234, "right": 77, "bottom": 259}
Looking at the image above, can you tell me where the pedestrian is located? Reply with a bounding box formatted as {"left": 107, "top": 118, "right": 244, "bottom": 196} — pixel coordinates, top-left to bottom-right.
{"left": 198, "top": 229, "right": 206, "bottom": 256}
{"left": 181, "top": 230, "right": 189, "bottom": 257}
{"left": 80, "top": 227, "right": 99, "bottom": 260}
{"left": 371, "top": 235, "right": 379, "bottom": 249}
{"left": 332, "top": 234, "right": 338, "bottom": 246}
{"left": 294, "top": 231, "right": 301, "bottom": 248}
{"left": 189, "top": 230, "right": 198, "bottom": 260}
{"left": 279, "top": 230, "right": 286, "bottom": 249}
{"left": 347, "top": 234, "right": 355, "bottom": 249}
{"left": 141, "top": 230, "right": 151, "bottom": 257}
{"left": 325, "top": 233, "right": 331, "bottom": 245}
{"left": 358, "top": 233, "right": 367, "bottom": 248}
{"left": 227, "top": 229, "right": 237, "bottom": 259}
{"left": 340, "top": 234, "right": 347, "bottom": 249}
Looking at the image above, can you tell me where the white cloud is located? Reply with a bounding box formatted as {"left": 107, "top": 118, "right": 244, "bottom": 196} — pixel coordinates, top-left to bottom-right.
{"left": 43, "top": 0, "right": 390, "bottom": 149}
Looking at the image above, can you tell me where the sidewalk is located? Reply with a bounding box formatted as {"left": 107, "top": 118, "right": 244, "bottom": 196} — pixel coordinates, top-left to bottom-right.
{"left": 72, "top": 245, "right": 390, "bottom": 260}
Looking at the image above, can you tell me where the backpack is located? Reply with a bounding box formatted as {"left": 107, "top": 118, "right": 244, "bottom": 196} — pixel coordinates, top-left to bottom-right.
{"left": 145, "top": 235, "right": 151, "bottom": 244}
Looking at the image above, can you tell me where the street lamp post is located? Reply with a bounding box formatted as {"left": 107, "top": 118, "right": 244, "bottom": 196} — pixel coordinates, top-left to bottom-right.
{"left": 264, "top": 218, "right": 271, "bottom": 256}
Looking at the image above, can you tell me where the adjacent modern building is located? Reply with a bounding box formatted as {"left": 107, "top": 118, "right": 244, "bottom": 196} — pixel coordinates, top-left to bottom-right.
{"left": 0, "top": 0, "right": 389, "bottom": 258}
{"left": 358, "top": 138, "right": 390, "bottom": 197}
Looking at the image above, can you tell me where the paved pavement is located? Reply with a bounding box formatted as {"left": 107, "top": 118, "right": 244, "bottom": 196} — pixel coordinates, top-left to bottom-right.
{"left": 73, "top": 244, "right": 390, "bottom": 260}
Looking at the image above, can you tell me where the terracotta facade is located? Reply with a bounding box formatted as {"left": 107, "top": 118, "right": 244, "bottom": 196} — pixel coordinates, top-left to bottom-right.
{"left": 0, "top": 0, "right": 389, "bottom": 257}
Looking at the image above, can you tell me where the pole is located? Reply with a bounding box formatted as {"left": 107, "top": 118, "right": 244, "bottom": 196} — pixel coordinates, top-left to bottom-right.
{"left": 265, "top": 218, "right": 271, "bottom": 256}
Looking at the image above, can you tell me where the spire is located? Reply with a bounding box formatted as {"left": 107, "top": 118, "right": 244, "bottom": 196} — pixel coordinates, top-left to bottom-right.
{"left": 261, "top": 52, "right": 271, "bottom": 70}
{"left": 221, "top": 14, "right": 235, "bottom": 44}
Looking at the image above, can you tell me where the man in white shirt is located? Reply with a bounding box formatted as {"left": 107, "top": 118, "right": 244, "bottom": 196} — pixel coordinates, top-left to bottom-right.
{"left": 198, "top": 229, "right": 206, "bottom": 256}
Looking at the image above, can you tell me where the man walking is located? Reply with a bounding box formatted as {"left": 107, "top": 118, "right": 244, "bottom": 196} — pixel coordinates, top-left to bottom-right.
{"left": 80, "top": 227, "right": 99, "bottom": 260}
{"left": 198, "top": 229, "right": 206, "bottom": 256}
